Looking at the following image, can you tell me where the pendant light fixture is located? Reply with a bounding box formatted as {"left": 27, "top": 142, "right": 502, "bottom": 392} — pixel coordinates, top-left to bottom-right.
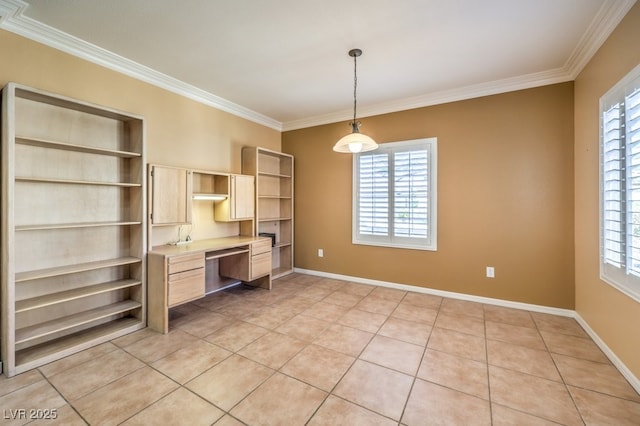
{"left": 333, "top": 48, "right": 378, "bottom": 153}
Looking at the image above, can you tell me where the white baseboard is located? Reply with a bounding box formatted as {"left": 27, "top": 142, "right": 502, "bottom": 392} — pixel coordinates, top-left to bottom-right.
{"left": 574, "top": 313, "right": 640, "bottom": 394}
{"left": 293, "top": 267, "right": 640, "bottom": 394}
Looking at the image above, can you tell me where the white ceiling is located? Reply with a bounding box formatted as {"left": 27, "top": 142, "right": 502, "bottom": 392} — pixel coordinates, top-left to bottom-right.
{"left": 0, "top": 0, "right": 636, "bottom": 131}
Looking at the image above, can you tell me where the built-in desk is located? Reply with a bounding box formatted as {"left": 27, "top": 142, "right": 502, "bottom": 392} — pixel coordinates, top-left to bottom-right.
{"left": 148, "top": 236, "right": 272, "bottom": 333}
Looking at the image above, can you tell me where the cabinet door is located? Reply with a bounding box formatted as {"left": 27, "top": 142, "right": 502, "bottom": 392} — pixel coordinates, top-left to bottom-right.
{"left": 230, "top": 174, "right": 255, "bottom": 220}
{"left": 150, "top": 165, "right": 191, "bottom": 224}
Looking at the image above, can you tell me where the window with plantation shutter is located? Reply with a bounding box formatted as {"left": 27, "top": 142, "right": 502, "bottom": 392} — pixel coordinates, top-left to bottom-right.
{"left": 353, "top": 138, "right": 437, "bottom": 250}
{"left": 600, "top": 64, "right": 640, "bottom": 302}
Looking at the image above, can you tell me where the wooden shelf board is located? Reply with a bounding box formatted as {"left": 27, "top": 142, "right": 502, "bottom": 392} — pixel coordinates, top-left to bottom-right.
{"left": 15, "top": 317, "right": 143, "bottom": 372}
{"left": 258, "top": 195, "right": 292, "bottom": 199}
{"left": 16, "top": 136, "right": 141, "bottom": 158}
{"left": 272, "top": 267, "right": 294, "bottom": 279}
{"left": 274, "top": 242, "right": 292, "bottom": 249}
{"left": 16, "top": 176, "right": 141, "bottom": 187}
{"left": 258, "top": 171, "right": 292, "bottom": 178}
{"left": 16, "top": 279, "right": 142, "bottom": 313}
{"left": 16, "top": 257, "right": 142, "bottom": 282}
{"left": 258, "top": 217, "right": 292, "bottom": 222}
{"left": 16, "top": 221, "right": 142, "bottom": 231}
{"left": 15, "top": 300, "right": 142, "bottom": 345}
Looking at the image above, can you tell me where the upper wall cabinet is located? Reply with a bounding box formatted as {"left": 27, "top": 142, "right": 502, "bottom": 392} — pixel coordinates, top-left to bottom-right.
{"left": 215, "top": 174, "right": 255, "bottom": 222}
{"left": 1, "top": 82, "right": 146, "bottom": 377}
{"left": 149, "top": 165, "right": 191, "bottom": 225}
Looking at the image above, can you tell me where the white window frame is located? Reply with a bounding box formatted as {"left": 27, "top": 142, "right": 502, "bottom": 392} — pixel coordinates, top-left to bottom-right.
{"left": 353, "top": 137, "right": 437, "bottom": 251}
{"left": 599, "top": 63, "right": 640, "bottom": 303}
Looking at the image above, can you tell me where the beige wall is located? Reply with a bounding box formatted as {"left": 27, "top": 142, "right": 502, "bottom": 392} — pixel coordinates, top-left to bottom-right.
{"left": 0, "top": 29, "right": 279, "bottom": 172}
{"left": 283, "top": 83, "right": 575, "bottom": 309}
{"left": 574, "top": 3, "right": 640, "bottom": 378}
{"left": 0, "top": 29, "right": 280, "bottom": 244}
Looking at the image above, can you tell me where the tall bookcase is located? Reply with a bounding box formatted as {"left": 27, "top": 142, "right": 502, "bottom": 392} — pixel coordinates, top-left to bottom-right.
{"left": 1, "top": 82, "right": 146, "bottom": 377}
{"left": 242, "top": 147, "right": 293, "bottom": 278}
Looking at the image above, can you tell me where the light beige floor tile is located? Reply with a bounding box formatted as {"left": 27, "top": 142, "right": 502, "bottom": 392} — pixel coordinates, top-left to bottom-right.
{"left": 213, "top": 299, "right": 266, "bottom": 318}
{"left": 440, "top": 298, "right": 484, "bottom": 319}
{"left": 47, "top": 349, "right": 144, "bottom": 401}
{"left": 38, "top": 343, "right": 119, "bottom": 378}
{"left": 172, "top": 310, "right": 234, "bottom": 337}
{"left": 323, "top": 290, "right": 364, "bottom": 308}
{"left": 314, "top": 278, "right": 347, "bottom": 291}
{"left": 308, "top": 395, "right": 396, "bottom": 426}
{"left": 192, "top": 291, "right": 240, "bottom": 311}
{"left": 341, "top": 282, "right": 375, "bottom": 297}
{"left": 487, "top": 339, "right": 561, "bottom": 382}
{"left": 301, "top": 300, "right": 350, "bottom": 322}
{"left": 435, "top": 311, "right": 485, "bottom": 337}
{"left": 204, "top": 320, "right": 268, "bottom": 352}
{"left": 231, "top": 373, "right": 327, "bottom": 425}
{"left": 391, "top": 302, "right": 438, "bottom": 325}
{"left": 186, "top": 354, "right": 274, "bottom": 411}
{"left": 418, "top": 349, "right": 489, "bottom": 399}
{"left": 273, "top": 295, "right": 318, "bottom": 314}
{"left": 368, "top": 286, "right": 407, "bottom": 302}
{"left": 531, "top": 312, "right": 587, "bottom": 337}
{"left": 151, "top": 339, "right": 231, "bottom": 384}
{"left": 214, "top": 415, "right": 245, "bottom": 426}
{"left": 491, "top": 403, "right": 560, "bottom": 425}
{"left": 0, "top": 380, "right": 67, "bottom": 425}
{"left": 489, "top": 365, "right": 583, "bottom": 425}
{"left": 334, "top": 360, "right": 413, "bottom": 421}
{"left": 338, "top": 308, "right": 388, "bottom": 333}
{"left": 281, "top": 344, "right": 355, "bottom": 391}
{"left": 402, "top": 379, "right": 491, "bottom": 425}
{"left": 238, "top": 331, "right": 307, "bottom": 369}
{"left": 122, "top": 329, "right": 198, "bottom": 363}
{"left": 0, "top": 369, "right": 44, "bottom": 397}
{"left": 275, "top": 313, "right": 331, "bottom": 341}
{"left": 35, "top": 404, "right": 87, "bottom": 426}
{"left": 569, "top": 385, "right": 640, "bottom": 426}
{"left": 552, "top": 353, "right": 640, "bottom": 401}
{"left": 360, "top": 335, "right": 424, "bottom": 375}
{"left": 377, "top": 316, "right": 432, "bottom": 346}
{"left": 485, "top": 320, "right": 546, "bottom": 350}
{"left": 541, "top": 330, "right": 609, "bottom": 363}
{"left": 402, "top": 292, "right": 443, "bottom": 309}
{"left": 355, "top": 295, "right": 399, "bottom": 316}
{"left": 121, "top": 387, "right": 223, "bottom": 425}
{"left": 110, "top": 327, "right": 159, "bottom": 348}
{"left": 296, "top": 284, "right": 336, "bottom": 300}
{"left": 484, "top": 305, "right": 536, "bottom": 328}
{"left": 314, "top": 323, "right": 374, "bottom": 357}
{"left": 72, "top": 367, "right": 177, "bottom": 426}
{"left": 427, "top": 327, "right": 486, "bottom": 362}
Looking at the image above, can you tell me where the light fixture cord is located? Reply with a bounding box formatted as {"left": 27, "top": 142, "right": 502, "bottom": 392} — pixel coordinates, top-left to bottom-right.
{"left": 353, "top": 52, "right": 358, "bottom": 131}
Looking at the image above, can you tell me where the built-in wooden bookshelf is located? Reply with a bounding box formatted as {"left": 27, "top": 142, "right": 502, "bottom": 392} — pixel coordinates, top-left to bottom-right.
{"left": 1, "top": 82, "right": 146, "bottom": 377}
{"left": 242, "top": 147, "right": 294, "bottom": 278}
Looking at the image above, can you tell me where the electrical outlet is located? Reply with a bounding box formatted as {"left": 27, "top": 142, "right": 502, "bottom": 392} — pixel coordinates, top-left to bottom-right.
{"left": 486, "top": 266, "right": 495, "bottom": 278}
{"left": 318, "top": 248, "right": 324, "bottom": 257}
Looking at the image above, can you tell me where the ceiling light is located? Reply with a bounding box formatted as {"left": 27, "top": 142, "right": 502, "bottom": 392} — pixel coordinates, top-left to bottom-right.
{"left": 333, "top": 48, "right": 378, "bottom": 154}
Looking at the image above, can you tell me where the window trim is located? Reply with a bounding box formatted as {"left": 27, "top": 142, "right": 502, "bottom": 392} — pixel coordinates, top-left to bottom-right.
{"left": 599, "top": 62, "right": 640, "bottom": 303}
{"left": 352, "top": 137, "right": 437, "bottom": 251}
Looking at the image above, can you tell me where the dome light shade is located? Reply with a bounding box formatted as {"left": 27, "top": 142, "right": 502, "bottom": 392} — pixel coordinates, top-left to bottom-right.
{"left": 333, "top": 49, "right": 378, "bottom": 154}
{"left": 333, "top": 122, "right": 378, "bottom": 153}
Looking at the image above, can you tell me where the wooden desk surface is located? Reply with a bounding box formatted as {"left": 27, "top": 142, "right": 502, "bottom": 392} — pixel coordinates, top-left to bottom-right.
{"left": 150, "top": 236, "right": 269, "bottom": 257}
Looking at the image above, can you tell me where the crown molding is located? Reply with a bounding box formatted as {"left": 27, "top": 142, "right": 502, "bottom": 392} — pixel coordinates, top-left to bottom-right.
{"left": 1, "top": 0, "right": 635, "bottom": 133}
{"left": 0, "top": 0, "right": 283, "bottom": 131}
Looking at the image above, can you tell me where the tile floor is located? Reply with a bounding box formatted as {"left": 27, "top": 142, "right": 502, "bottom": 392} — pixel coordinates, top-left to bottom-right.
{"left": 2, "top": 273, "right": 640, "bottom": 425}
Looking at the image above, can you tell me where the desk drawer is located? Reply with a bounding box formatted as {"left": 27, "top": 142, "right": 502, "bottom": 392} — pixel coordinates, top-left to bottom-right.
{"left": 251, "top": 252, "right": 271, "bottom": 279}
{"left": 168, "top": 253, "right": 205, "bottom": 274}
{"left": 252, "top": 238, "right": 272, "bottom": 256}
{"left": 168, "top": 267, "right": 205, "bottom": 306}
